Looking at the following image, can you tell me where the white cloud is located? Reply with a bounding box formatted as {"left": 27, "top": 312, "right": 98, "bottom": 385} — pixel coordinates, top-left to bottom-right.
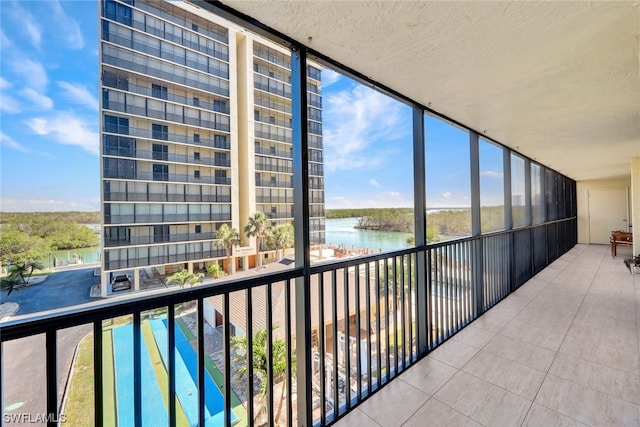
{"left": 0, "top": 131, "right": 28, "bottom": 152}
{"left": 0, "top": 29, "right": 13, "bottom": 49}
{"left": 0, "top": 197, "right": 99, "bottom": 212}
{"left": 21, "top": 88, "right": 54, "bottom": 110}
{"left": 26, "top": 112, "right": 98, "bottom": 155}
{"left": 323, "top": 84, "right": 407, "bottom": 172}
{"left": 8, "top": 2, "right": 42, "bottom": 49}
{"left": 0, "top": 77, "right": 11, "bottom": 90}
{"left": 50, "top": 0, "right": 84, "bottom": 49}
{"left": 321, "top": 69, "right": 341, "bottom": 88}
{"left": 442, "top": 192, "right": 452, "bottom": 199}
{"left": 11, "top": 59, "right": 48, "bottom": 91}
{"left": 0, "top": 92, "right": 21, "bottom": 114}
{"left": 24, "top": 14, "right": 42, "bottom": 48}
{"left": 57, "top": 82, "right": 98, "bottom": 111}
{"left": 369, "top": 178, "right": 381, "bottom": 187}
{"left": 480, "top": 170, "right": 503, "bottom": 179}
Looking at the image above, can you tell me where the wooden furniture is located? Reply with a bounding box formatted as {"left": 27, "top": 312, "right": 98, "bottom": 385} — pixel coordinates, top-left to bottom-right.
{"left": 610, "top": 230, "right": 632, "bottom": 257}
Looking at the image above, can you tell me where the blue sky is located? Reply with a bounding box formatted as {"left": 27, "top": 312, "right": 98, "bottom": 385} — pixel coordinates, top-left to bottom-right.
{"left": 1, "top": 0, "right": 99, "bottom": 212}
{"left": 0, "top": 1, "right": 504, "bottom": 212}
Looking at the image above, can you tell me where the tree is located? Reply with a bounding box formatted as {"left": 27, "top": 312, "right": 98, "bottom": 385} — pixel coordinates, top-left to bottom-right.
{"left": 244, "top": 212, "right": 269, "bottom": 267}
{"left": 12, "top": 261, "right": 45, "bottom": 284}
{"left": 207, "top": 263, "right": 226, "bottom": 279}
{"left": 166, "top": 269, "right": 202, "bottom": 288}
{"left": 0, "top": 226, "right": 49, "bottom": 267}
{"left": 215, "top": 224, "right": 240, "bottom": 274}
{"left": 231, "top": 328, "right": 292, "bottom": 424}
{"left": 266, "top": 224, "right": 294, "bottom": 260}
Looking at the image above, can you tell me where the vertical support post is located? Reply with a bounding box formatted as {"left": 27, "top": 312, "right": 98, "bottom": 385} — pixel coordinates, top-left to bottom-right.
{"left": 133, "top": 312, "right": 141, "bottom": 427}
{"left": 197, "top": 298, "right": 205, "bottom": 427}
{"left": 470, "top": 132, "right": 484, "bottom": 316}
{"left": 503, "top": 149, "right": 512, "bottom": 231}
{"left": 93, "top": 321, "right": 103, "bottom": 427}
{"left": 524, "top": 159, "right": 532, "bottom": 227}
{"left": 168, "top": 305, "right": 176, "bottom": 427}
{"left": 46, "top": 330, "right": 57, "bottom": 427}
{"left": 412, "top": 108, "right": 428, "bottom": 355}
{"left": 291, "top": 45, "right": 313, "bottom": 427}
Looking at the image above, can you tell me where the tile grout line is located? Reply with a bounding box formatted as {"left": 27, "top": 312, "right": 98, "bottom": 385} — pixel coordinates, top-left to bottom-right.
{"left": 518, "top": 244, "right": 600, "bottom": 426}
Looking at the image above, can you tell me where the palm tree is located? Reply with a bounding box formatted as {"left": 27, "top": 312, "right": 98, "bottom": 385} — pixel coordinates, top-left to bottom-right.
{"left": 166, "top": 269, "right": 202, "bottom": 288}
{"left": 231, "top": 328, "right": 292, "bottom": 424}
{"left": 266, "top": 224, "right": 294, "bottom": 260}
{"left": 215, "top": 224, "right": 240, "bottom": 274}
{"left": 10, "top": 261, "right": 45, "bottom": 285}
{"left": 244, "top": 212, "right": 269, "bottom": 267}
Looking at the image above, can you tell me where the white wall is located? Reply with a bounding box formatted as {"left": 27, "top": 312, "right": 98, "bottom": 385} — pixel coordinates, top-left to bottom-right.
{"left": 576, "top": 177, "right": 631, "bottom": 244}
{"left": 631, "top": 158, "right": 640, "bottom": 255}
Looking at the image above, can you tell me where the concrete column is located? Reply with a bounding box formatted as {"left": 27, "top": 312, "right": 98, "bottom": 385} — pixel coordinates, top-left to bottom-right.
{"left": 134, "top": 268, "right": 140, "bottom": 292}
{"left": 243, "top": 255, "right": 249, "bottom": 271}
{"left": 631, "top": 157, "right": 640, "bottom": 255}
{"left": 187, "top": 262, "right": 193, "bottom": 274}
{"left": 101, "top": 271, "right": 109, "bottom": 297}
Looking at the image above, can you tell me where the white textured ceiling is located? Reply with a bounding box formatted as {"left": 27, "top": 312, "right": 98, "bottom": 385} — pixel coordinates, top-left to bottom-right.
{"left": 220, "top": 0, "right": 640, "bottom": 181}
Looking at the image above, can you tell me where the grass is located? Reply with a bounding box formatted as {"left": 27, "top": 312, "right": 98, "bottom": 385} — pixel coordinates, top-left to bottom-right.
{"left": 62, "top": 333, "right": 95, "bottom": 426}
{"left": 102, "top": 329, "right": 117, "bottom": 427}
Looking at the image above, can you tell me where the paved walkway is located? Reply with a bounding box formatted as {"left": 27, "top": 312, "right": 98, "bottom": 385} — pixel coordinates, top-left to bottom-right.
{"left": 336, "top": 244, "right": 640, "bottom": 426}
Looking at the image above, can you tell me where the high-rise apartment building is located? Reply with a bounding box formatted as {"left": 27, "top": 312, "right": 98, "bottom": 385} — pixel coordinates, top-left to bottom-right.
{"left": 99, "top": 0, "right": 324, "bottom": 295}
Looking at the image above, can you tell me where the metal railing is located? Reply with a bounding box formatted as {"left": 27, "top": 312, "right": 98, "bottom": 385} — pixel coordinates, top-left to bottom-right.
{"left": 0, "top": 218, "right": 576, "bottom": 426}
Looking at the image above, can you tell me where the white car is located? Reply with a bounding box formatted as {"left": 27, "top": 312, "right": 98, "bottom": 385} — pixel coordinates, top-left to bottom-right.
{"left": 111, "top": 274, "right": 131, "bottom": 292}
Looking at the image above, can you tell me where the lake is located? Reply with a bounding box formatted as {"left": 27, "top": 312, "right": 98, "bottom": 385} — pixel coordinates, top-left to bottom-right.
{"left": 324, "top": 217, "right": 411, "bottom": 253}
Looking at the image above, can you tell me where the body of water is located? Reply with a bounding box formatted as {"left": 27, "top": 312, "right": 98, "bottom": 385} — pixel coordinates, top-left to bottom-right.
{"left": 40, "top": 247, "right": 101, "bottom": 267}
{"left": 324, "top": 217, "right": 411, "bottom": 253}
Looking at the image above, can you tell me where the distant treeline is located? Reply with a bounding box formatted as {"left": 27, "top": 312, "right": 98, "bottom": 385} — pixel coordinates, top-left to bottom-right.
{"left": 0, "top": 211, "right": 101, "bottom": 224}
{"left": 0, "top": 212, "right": 100, "bottom": 266}
{"left": 326, "top": 208, "right": 414, "bottom": 219}
{"left": 327, "top": 208, "right": 415, "bottom": 233}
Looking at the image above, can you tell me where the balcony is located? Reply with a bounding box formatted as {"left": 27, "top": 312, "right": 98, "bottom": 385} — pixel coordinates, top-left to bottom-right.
{"left": 335, "top": 244, "right": 640, "bottom": 427}
{"left": 3, "top": 218, "right": 612, "bottom": 426}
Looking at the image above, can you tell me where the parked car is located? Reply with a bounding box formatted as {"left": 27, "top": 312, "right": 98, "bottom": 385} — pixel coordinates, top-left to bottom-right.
{"left": 111, "top": 274, "right": 132, "bottom": 292}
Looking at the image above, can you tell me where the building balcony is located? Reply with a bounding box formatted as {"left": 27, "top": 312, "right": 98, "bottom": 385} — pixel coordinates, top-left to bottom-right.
{"left": 104, "top": 231, "right": 216, "bottom": 248}
{"left": 3, "top": 219, "right": 622, "bottom": 427}
{"left": 103, "top": 125, "right": 231, "bottom": 150}
{"left": 335, "top": 243, "right": 640, "bottom": 426}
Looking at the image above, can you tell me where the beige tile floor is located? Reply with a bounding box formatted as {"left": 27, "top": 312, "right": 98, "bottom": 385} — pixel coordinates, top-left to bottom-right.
{"left": 335, "top": 244, "right": 640, "bottom": 426}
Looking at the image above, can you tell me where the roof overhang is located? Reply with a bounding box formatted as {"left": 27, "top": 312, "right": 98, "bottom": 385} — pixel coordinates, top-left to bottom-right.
{"left": 218, "top": 0, "right": 640, "bottom": 182}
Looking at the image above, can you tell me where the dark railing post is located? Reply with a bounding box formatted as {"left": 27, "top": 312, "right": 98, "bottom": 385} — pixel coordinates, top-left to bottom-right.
{"left": 46, "top": 330, "right": 57, "bottom": 427}
{"left": 412, "top": 108, "right": 428, "bottom": 355}
{"left": 470, "top": 132, "right": 484, "bottom": 316}
{"left": 291, "top": 45, "right": 313, "bottom": 426}
{"left": 133, "top": 312, "right": 141, "bottom": 427}
{"left": 93, "top": 321, "right": 103, "bottom": 427}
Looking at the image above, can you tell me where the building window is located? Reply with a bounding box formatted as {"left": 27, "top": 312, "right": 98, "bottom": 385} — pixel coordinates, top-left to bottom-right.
{"left": 195, "top": 225, "right": 201, "bottom": 234}
{"left": 193, "top": 97, "right": 200, "bottom": 107}
{"left": 214, "top": 135, "right": 227, "bottom": 148}
{"left": 103, "top": 0, "right": 132, "bottom": 26}
{"left": 153, "top": 225, "right": 169, "bottom": 243}
{"left": 152, "top": 164, "right": 168, "bottom": 181}
{"left": 194, "top": 170, "right": 200, "bottom": 179}
{"left": 152, "top": 124, "right": 168, "bottom": 140}
{"left": 152, "top": 144, "right": 168, "bottom": 161}
{"left": 193, "top": 133, "right": 200, "bottom": 144}
{"left": 194, "top": 152, "right": 200, "bottom": 161}
{"left": 104, "top": 115, "right": 129, "bottom": 134}
{"left": 152, "top": 84, "right": 168, "bottom": 100}
{"left": 192, "top": 23, "right": 198, "bottom": 32}
{"left": 213, "top": 99, "right": 226, "bottom": 113}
